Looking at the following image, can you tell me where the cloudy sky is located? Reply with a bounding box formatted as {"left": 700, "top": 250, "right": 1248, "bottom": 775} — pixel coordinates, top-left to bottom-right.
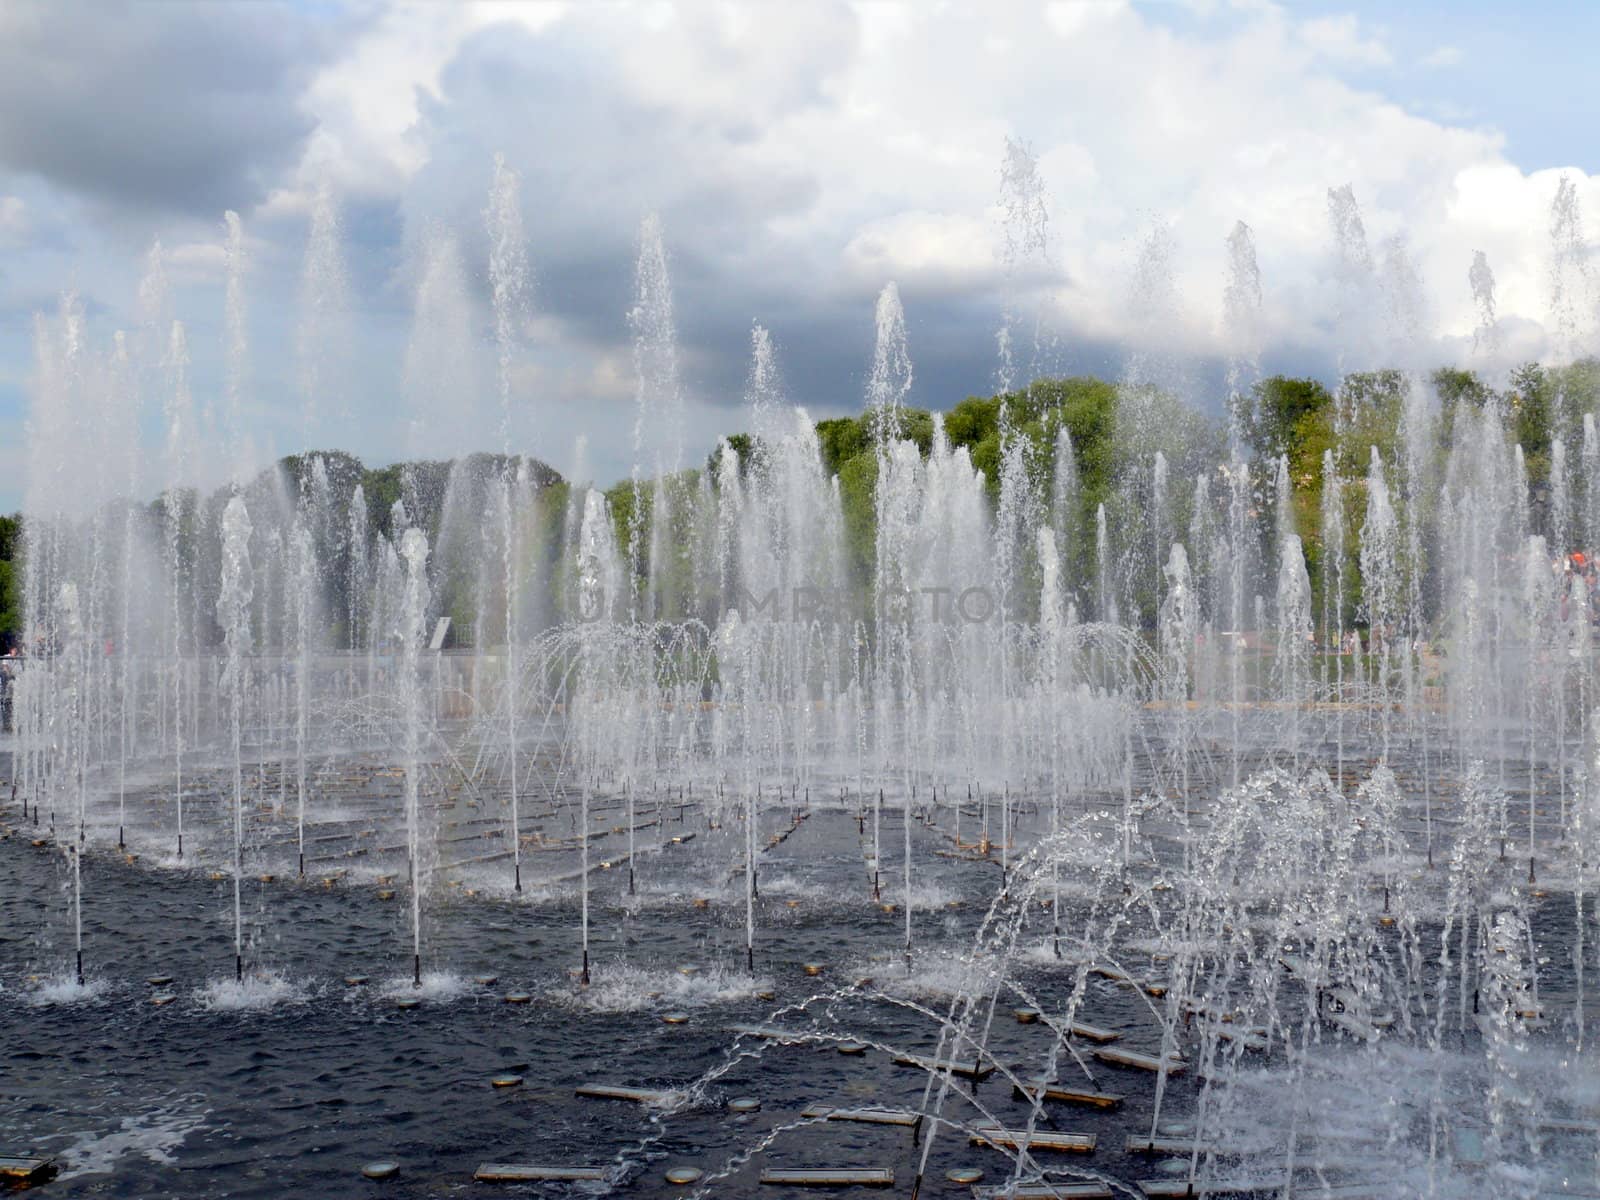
{"left": 3, "top": 0, "right": 1598, "bottom": 512}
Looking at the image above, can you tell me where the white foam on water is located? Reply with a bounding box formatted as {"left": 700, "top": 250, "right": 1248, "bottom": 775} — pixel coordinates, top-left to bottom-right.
{"left": 546, "top": 960, "right": 774, "bottom": 1013}
{"left": 29, "top": 975, "right": 107, "bottom": 1006}
{"left": 1205, "top": 1038, "right": 1600, "bottom": 1192}
{"left": 1122, "top": 936, "right": 1221, "bottom": 958}
{"left": 195, "top": 971, "right": 305, "bottom": 1011}
{"left": 1019, "top": 939, "right": 1091, "bottom": 966}
{"left": 617, "top": 886, "right": 715, "bottom": 915}
{"left": 755, "top": 873, "right": 841, "bottom": 902}
{"left": 51, "top": 1095, "right": 210, "bottom": 1181}
{"left": 437, "top": 862, "right": 561, "bottom": 903}
{"left": 904, "top": 881, "right": 957, "bottom": 910}
{"left": 502, "top": 881, "right": 566, "bottom": 904}
{"left": 1030, "top": 878, "right": 1107, "bottom": 904}
{"left": 380, "top": 969, "right": 468, "bottom": 1002}
{"left": 868, "top": 947, "right": 995, "bottom": 1000}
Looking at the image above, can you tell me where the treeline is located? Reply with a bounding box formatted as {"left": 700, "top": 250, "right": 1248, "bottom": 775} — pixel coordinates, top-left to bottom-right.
{"left": 9, "top": 357, "right": 1600, "bottom": 647}
{"left": 678, "top": 376, "right": 1163, "bottom": 588}
{"left": 698, "top": 358, "right": 1600, "bottom": 632}
{"left": 1245, "top": 359, "right": 1600, "bottom": 632}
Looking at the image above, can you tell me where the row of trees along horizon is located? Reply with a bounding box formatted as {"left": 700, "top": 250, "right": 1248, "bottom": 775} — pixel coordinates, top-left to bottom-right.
{"left": 2, "top": 358, "right": 1598, "bottom": 651}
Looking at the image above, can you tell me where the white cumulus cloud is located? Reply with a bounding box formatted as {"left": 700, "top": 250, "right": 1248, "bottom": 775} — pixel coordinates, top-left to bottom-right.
{"left": 2, "top": 0, "right": 1598, "bottom": 509}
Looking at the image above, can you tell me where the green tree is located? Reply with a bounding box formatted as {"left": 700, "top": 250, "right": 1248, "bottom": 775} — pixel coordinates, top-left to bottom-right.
{"left": 1248, "top": 377, "right": 1335, "bottom": 462}
{"left": 1508, "top": 362, "right": 1553, "bottom": 483}
{"left": 815, "top": 417, "right": 870, "bottom": 475}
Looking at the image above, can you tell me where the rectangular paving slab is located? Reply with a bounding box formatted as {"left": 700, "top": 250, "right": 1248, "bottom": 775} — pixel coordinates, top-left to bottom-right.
{"left": 893, "top": 1052, "right": 995, "bottom": 1080}
{"left": 759, "top": 1168, "right": 895, "bottom": 1187}
{"left": 1014, "top": 1083, "right": 1123, "bottom": 1110}
{"left": 1092, "top": 1047, "right": 1187, "bottom": 1074}
{"left": 475, "top": 1164, "right": 607, "bottom": 1182}
{"left": 575, "top": 1083, "right": 677, "bottom": 1105}
{"left": 970, "top": 1127, "right": 1096, "bottom": 1154}
{"left": 802, "top": 1104, "right": 921, "bottom": 1127}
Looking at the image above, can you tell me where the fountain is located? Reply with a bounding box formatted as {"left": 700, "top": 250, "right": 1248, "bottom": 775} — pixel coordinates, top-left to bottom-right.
{"left": 399, "top": 525, "right": 430, "bottom": 989}
{"left": 6, "top": 147, "right": 1600, "bottom": 1200}
{"left": 219, "top": 496, "right": 252, "bottom": 983}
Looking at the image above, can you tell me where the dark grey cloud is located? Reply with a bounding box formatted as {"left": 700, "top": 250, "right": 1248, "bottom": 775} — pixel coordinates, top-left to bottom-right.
{"left": 0, "top": 1, "right": 358, "bottom": 216}
{"left": 403, "top": 19, "right": 828, "bottom": 308}
{"left": 392, "top": 14, "right": 1049, "bottom": 431}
